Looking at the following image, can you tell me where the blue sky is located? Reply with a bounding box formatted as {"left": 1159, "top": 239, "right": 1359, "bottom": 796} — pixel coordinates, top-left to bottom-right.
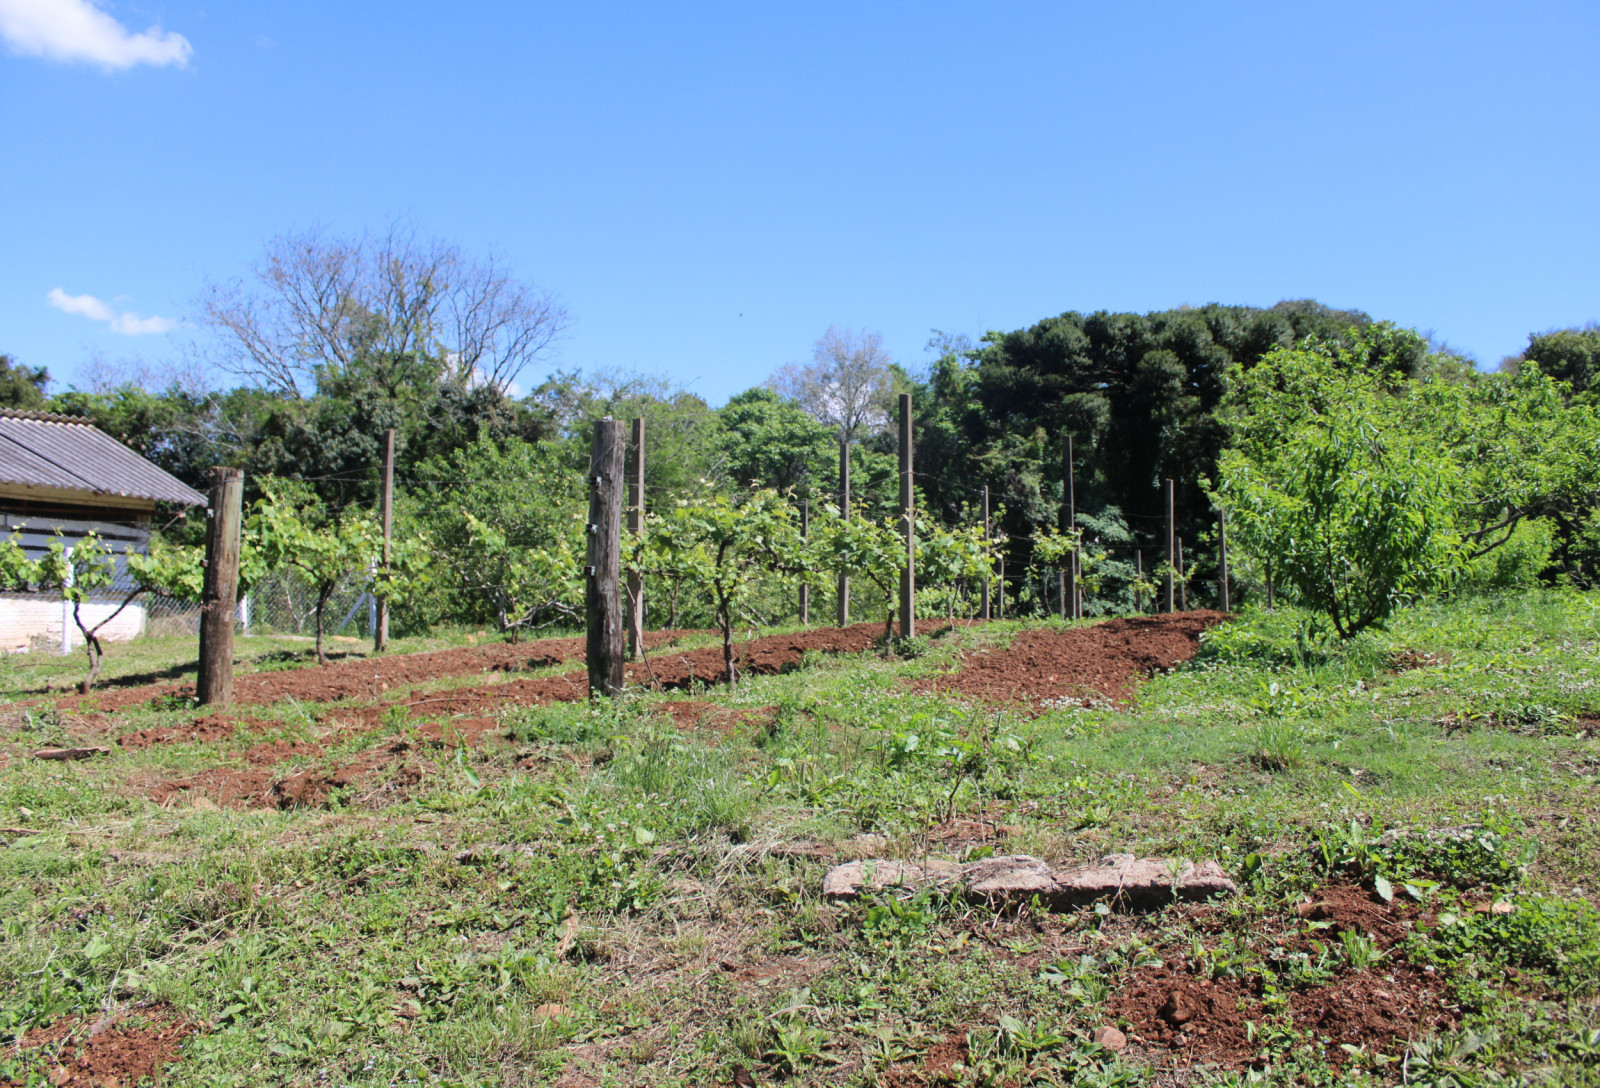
{"left": 3, "top": 1, "right": 1597, "bottom": 404}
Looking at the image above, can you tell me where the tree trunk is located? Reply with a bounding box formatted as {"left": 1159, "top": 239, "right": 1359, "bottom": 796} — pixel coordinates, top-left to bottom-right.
{"left": 718, "top": 599, "right": 736, "bottom": 687}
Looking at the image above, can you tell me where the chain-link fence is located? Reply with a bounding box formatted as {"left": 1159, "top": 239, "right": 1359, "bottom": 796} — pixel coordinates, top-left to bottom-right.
{"left": 142, "top": 569, "right": 376, "bottom": 639}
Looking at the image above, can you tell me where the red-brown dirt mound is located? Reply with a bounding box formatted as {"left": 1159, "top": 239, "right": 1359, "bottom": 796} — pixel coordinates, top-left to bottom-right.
{"left": 5, "top": 1006, "right": 192, "bottom": 1086}
{"left": 921, "top": 611, "right": 1228, "bottom": 708}
{"left": 149, "top": 739, "right": 430, "bottom": 810}
{"left": 117, "top": 713, "right": 258, "bottom": 749}
{"left": 1108, "top": 885, "right": 1453, "bottom": 1069}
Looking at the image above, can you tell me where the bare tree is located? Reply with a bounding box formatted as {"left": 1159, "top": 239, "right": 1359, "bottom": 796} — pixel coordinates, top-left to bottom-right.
{"left": 198, "top": 221, "right": 568, "bottom": 398}
{"left": 769, "top": 326, "right": 895, "bottom": 443}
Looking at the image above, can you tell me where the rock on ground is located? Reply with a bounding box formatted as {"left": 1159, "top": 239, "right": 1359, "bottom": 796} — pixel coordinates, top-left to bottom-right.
{"left": 823, "top": 852, "right": 1237, "bottom": 909}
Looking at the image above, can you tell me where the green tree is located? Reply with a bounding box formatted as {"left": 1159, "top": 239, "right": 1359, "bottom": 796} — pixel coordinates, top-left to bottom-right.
{"left": 1521, "top": 325, "right": 1600, "bottom": 396}
{"left": 250, "top": 482, "right": 428, "bottom": 663}
{"left": 1217, "top": 345, "right": 1468, "bottom": 637}
{"left": 713, "top": 388, "right": 836, "bottom": 496}
{"left": 409, "top": 433, "right": 585, "bottom": 638}
{"left": 0, "top": 354, "right": 49, "bottom": 408}
{"left": 0, "top": 531, "right": 198, "bottom": 693}
{"left": 645, "top": 489, "right": 808, "bottom": 685}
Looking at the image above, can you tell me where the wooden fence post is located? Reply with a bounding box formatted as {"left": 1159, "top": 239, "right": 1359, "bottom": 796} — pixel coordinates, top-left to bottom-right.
{"left": 197, "top": 467, "right": 244, "bottom": 706}
{"left": 626, "top": 417, "right": 645, "bottom": 657}
{"left": 375, "top": 428, "right": 394, "bottom": 652}
{"left": 837, "top": 431, "right": 850, "bottom": 627}
{"left": 586, "top": 421, "right": 625, "bottom": 698}
{"left": 980, "top": 485, "right": 991, "bottom": 621}
{"left": 898, "top": 393, "right": 914, "bottom": 639}
{"left": 799, "top": 498, "right": 810, "bottom": 625}
{"left": 1218, "top": 508, "right": 1231, "bottom": 612}
{"left": 1266, "top": 556, "right": 1274, "bottom": 610}
{"left": 1163, "top": 478, "right": 1175, "bottom": 613}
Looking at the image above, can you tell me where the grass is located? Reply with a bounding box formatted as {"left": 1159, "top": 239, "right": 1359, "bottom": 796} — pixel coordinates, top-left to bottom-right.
{"left": 2, "top": 591, "right": 1600, "bottom": 1085}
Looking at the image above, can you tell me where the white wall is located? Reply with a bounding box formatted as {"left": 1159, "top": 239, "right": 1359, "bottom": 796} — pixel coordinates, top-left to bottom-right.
{"left": 0, "top": 592, "right": 146, "bottom": 653}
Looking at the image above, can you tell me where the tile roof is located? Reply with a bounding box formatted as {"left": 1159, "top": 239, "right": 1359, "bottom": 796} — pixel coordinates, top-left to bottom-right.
{"left": 0, "top": 408, "right": 208, "bottom": 507}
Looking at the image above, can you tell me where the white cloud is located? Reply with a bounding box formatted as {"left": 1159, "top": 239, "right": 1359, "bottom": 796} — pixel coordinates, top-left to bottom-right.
{"left": 0, "top": 0, "right": 192, "bottom": 70}
{"left": 108, "top": 311, "right": 177, "bottom": 335}
{"left": 47, "top": 287, "right": 114, "bottom": 321}
{"left": 49, "top": 287, "right": 177, "bottom": 336}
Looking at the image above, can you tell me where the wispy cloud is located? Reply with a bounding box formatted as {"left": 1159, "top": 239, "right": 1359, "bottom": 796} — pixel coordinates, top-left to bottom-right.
{"left": 0, "top": 0, "right": 192, "bottom": 70}
{"left": 49, "top": 287, "right": 177, "bottom": 336}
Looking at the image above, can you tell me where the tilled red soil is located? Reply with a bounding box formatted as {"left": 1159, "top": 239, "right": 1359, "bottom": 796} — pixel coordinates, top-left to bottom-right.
{"left": 132, "top": 616, "right": 1218, "bottom": 810}
{"left": 66, "top": 629, "right": 709, "bottom": 712}
{"left": 921, "top": 611, "right": 1228, "bottom": 708}
{"left": 117, "top": 713, "right": 260, "bottom": 749}
{"left": 4, "top": 1006, "right": 192, "bottom": 1086}
{"left": 1108, "top": 885, "right": 1454, "bottom": 1068}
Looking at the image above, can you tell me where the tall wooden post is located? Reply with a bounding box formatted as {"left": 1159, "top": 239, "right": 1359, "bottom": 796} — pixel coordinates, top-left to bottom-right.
{"left": 980, "top": 485, "right": 991, "bottom": 621}
{"left": 626, "top": 418, "right": 645, "bottom": 658}
{"left": 836, "top": 432, "right": 851, "bottom": 627}
{"left": 375, "top": 428, "right": 395, "bottom": 652}
{"left": 1177, "top": 537, "right": 1187, "bottom": 611}
{"left": 1266, "top": 556, "right": 1274, "bottom": 610}
{"left": 197, "top": 467, "right": 244, "bottom": 706}
{"left": 1162, "top": 478, "right": 1175, "bottom": 613}
{"left": 1218, "top": 508, "right": 1231, "bottom": 612}
{"left": 898, "top": 393, "right": 914, "bottom": 639}
{"left": 586, "top": 421, "right": 625, "bottom": 698}
{"left": 1135, "top": 549, "right": 1145, "bottom": 613}
{"left": 799, "top": 499, "right": 810, "bottom": 625}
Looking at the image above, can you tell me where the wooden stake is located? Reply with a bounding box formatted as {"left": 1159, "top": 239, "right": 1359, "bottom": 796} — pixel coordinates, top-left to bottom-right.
{"left": 586, "top": 421, "right": 625, "bottom": 698}
{"left": 1218, "top": 507, "right": 1231, "bottom": 612}
{"left": 1266, "top": 556, "right": 1275, "bottom": 610}
{"left": 1163, "top": 478, "right": 1175, "bottom": 613}
{"left": 837, "top": 431, "right": 850, "bottom": 626}
{"left": 375, "top": 428, "right": 394, "bottom": 652}
{"left": 898, "top": 393, "right": 915, "bottom": 640}
{"left": 980, "top": 485, "right": 991, "bottom": 621}
{"left": 626, "top": 417, "right": 645, "bottom": 658}
{"left": 799, "top": 498, "right": 810, "bottom": 625}
{"left": 197, "top": 467, "right": 244, "bottom": 707}
{"left": 997, "top": 552, "right": 1005, "bottom": 620}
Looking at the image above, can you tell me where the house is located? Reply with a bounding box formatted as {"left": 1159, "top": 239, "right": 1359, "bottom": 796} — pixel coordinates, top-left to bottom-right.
{"left": 0, "top": 408, "right": 207, "bottom": 651}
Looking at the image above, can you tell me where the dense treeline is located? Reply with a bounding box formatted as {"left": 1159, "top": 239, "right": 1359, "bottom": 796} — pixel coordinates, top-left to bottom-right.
{"left": 5, "top": 288, "right": 1598, "bottom": 637}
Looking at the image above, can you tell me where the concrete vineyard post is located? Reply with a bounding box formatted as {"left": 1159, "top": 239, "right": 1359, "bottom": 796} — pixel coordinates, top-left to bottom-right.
{"left": 1136, "top": 549, "right": 1144, "bottom": 613}
{"left": 375, "top": 428, "right": 394, "bottom": 652}
{"left": 1178, "top": 537, "right": 1187, "bottom": 611}
{"left": 837, "top": 431, "right": 850, "bottom": 626}
{"left": 898, "top": 393, "right": 914, "bottom": 640}
{"left": 586, "top": 421, "right": 625, "bottom": 698}
{"left": 197, "top": 467, "right": 244, "bottom": 707}
{"left": 980, "top": 485, "right": 991, "bottom": 621}
{"left": 626, "top": 417, "right": 644, "bottom": 659}
{"left": 1163, "top": 478, "right": 1175, "bottom": 613}
{"left": 1064, "top": 434, "right": 1079, "bottom": 619}
{"left": 799, "top": 498, "right": 810, "bottom": 625}
{"left": 1218, "top": 507, "right": 1231, "bottom": 612}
